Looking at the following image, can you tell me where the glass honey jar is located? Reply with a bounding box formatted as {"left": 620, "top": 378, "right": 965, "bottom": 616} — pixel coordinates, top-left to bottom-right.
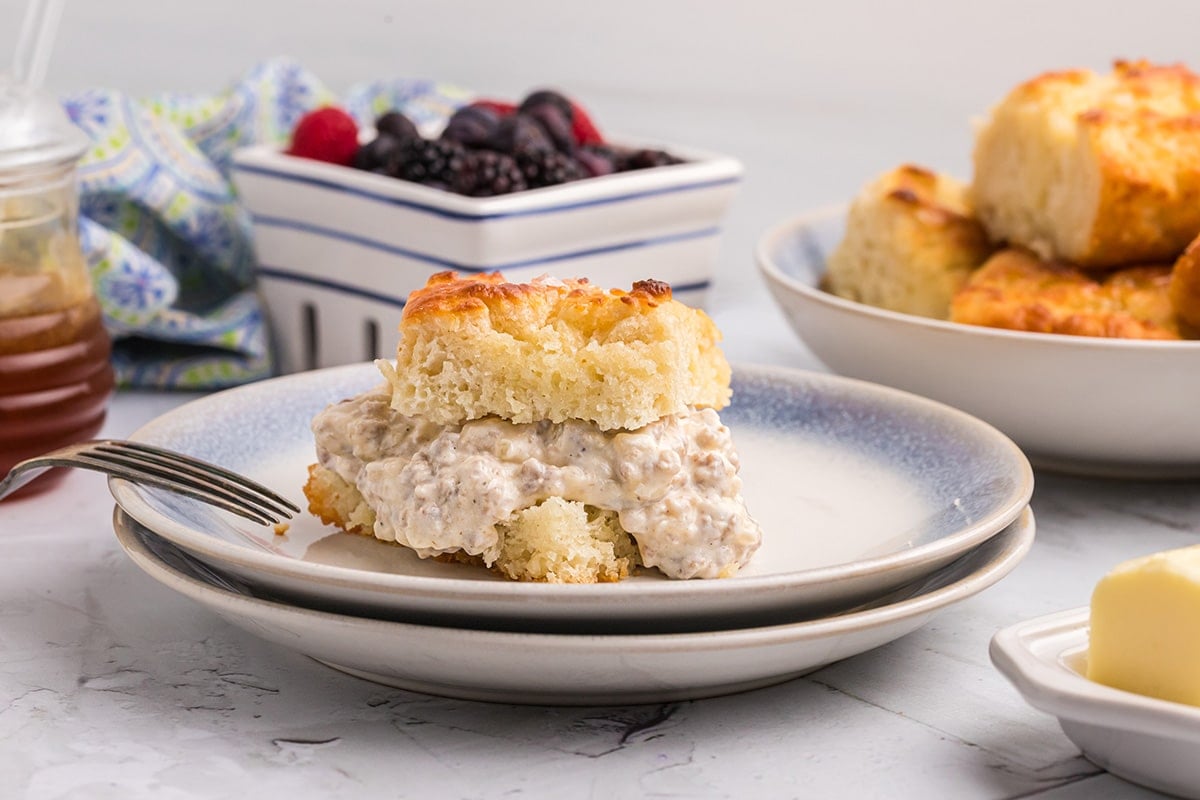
{"left": 0, "top": 78, "right": 113, "bottom": 495}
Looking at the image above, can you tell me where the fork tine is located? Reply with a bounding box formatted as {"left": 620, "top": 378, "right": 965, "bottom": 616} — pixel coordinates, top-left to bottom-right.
{"left": 72, "top": 454, "right": 278, "bottom": 525}
{"left": 94, "top": 440, "right": 300, "bottom": 516}
{"left": 78, "top": 447, "right": 293, "bottom": 524}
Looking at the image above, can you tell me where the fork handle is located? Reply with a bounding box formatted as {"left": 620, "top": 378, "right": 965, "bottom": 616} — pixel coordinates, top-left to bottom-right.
{"left": 0, "top": 463, "right": 52, "bottom": 499}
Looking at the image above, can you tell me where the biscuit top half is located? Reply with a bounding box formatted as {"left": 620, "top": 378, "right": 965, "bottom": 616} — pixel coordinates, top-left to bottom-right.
{"left": 384, "top": 272, "right": 732, "bottom": 430}
{"left": 1002, "top": 60, "right": 1200, "bottom": 123}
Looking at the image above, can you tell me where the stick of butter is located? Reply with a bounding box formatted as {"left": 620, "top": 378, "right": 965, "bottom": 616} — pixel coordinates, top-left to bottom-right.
{"left": 1088, "top": 544, "right": 1200, "bottom": 705}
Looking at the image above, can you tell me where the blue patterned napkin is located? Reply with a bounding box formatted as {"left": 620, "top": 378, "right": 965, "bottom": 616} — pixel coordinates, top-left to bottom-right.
{"left": 63, "top": 59, "right": 470, "bottom": 389}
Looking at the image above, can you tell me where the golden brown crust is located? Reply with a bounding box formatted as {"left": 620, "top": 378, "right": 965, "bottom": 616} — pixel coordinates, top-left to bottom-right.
{"left": 388, "top": 272, "right": 731, "bottom": 430}
{"left": 949, "top": 248, "right": 1186, "bottom": 339}
{"left": 302, "top": 463, "right": 375, "bottom": 536}
{"left": 823, "top": 165, "right": 994, "bottom": 319}
{"left": 972, "top": 59, "right": 1200, "bottom": 268}
{"left": 1170, "top": 234, "right": 1200, "bottom": 331}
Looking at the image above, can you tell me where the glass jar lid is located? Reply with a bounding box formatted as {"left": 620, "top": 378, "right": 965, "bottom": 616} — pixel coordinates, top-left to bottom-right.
{"left": 0, "top": 76, "right": 87, "bottom": 176}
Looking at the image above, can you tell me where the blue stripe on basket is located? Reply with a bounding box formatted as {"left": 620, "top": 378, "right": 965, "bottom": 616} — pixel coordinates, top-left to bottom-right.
{"left": 256, "top": 267, "right": 710, "bottom": 305}
{"left": 256, "top": 267, "right": 410, "bottom": 308}
{"left": 234, "top": 163, "right": 740, "bottom": 221}
{"left": 253, "top": 214, "right": 721, "bottom": 272}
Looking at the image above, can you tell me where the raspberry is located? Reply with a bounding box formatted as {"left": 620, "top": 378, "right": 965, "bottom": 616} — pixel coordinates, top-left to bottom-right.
{"left": 470, "top": 99, "right": 517, "bottom": 117}
{"left": 288, "top": 107, "right": 359, "bottom": 166}
{"left": 570, "top": 101, "right": 604, "bottom": 146}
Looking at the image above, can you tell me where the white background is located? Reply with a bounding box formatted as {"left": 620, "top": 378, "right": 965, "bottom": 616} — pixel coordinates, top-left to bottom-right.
{"left": 5, "top": 0, "right": 1200, "bottom": 326}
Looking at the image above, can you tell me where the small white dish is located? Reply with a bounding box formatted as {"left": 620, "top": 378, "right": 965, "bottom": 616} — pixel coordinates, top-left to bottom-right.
{"left": 116, "top": 505, "right": 1034, "bottom": 705}
{"left": 231, "top": 141, "right": 742, "bottom": 373}
{"left": 991, "top": 608, "right": 1200, "bottom": 798}
{"left": 757, "top": 206, "right": 1200, "bottom": 478}
{"left": 108, "top": 362, "right": 1032, "bottom": 634}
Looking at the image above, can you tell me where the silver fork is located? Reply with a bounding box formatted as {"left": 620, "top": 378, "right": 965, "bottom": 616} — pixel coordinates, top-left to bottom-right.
{"left": 0, "top": 439, "right": 300, "bottom": 525}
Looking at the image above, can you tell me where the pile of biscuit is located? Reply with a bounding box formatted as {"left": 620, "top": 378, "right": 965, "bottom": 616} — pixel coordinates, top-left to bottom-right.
{"left": 824, "top": 59, "right": 1200, "bottom": 340}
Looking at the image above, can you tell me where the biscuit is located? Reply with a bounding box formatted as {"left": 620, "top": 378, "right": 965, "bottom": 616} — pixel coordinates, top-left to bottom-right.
{"left": 383, "top": 272, "right": 731, "bottom": 431}
{"left": 303, "top": 464, "right": 640, "bottom": 583}
{"left": 823, "top": 165, "right": 994, "bottom": 319}
{"left": 949, "top": 248, "right": 1184, "bottom": 339}
{"left": 972, "top": 60, "right": 1200, "bottom": 268}
{"left": 1169, "top": 233, "right": 1200, "bottom": 331}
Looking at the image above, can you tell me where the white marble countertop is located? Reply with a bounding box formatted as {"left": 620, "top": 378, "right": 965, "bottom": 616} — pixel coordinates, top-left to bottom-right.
{"left": 2, "top": 277, "right": 1194, "bottom": 798}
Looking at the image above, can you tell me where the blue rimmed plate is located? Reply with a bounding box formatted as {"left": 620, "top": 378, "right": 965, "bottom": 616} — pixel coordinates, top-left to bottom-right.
{"left": 116, "top": 506, "right": 1035, "bottom": 704}
{"left": 108, "top": 362, "right": 1033, "bottom": 634}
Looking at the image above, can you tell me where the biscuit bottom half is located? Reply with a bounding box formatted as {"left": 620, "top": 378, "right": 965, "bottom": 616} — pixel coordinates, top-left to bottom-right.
{"left": 305, "top": 464, "right": 641, "bottom": 583}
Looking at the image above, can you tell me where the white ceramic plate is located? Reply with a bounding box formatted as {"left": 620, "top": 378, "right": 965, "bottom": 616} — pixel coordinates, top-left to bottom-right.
{"left": 991, "top": 608, "right": 1200, "bottom": 798}
{"left": 108, "top": 362, "right": 1032, "bottom": 634}
{"left": 116, "top": 505, "right": 1034, "bottom": 705}
{"left": 758, "top": 206, "right": 1200, "bottom": 478}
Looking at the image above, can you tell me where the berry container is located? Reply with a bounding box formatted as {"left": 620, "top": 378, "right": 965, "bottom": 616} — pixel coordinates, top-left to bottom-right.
{"left": 230, "top": 139, "right": 742, "bottom": 374}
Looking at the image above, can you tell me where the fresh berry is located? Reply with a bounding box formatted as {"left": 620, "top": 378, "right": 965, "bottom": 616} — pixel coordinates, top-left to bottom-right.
{"left": 617, "top": 148, "right": 685, "bottom": 171}
{"left": 441, "top": 105, "right": 501, "bottom": 149}
{"left": 576, "top": 144, "right": 618, "bottom": 177}
{"left": 521, "top": 103, "right": 575, "bottom": 153}
{"left": 353, "top": 135, "right": 404, "bottom": 173}
{"left": 520, "top": 89, "right": 574, "bottom": 121}
{"left": 488, "top": 114, "right": 554, "bottom": 155}
{"left": 393, "top": 138, "right": 468, "bottom": 186}
{"left": 288, "top": 107, "right": 359, "bottom": 166}
{"left": 454, "top": 150, "right": 527, "bottom": 196}
{"left": 569, "top": 101, "right": 604, "bottom": 146}
{"left": 375, "top": 111, "right": 419, "bottom": 143}
{"left": 516, "top": 150, "right": 586, "bottom": 188}
{"left": 470, "top": 99, "right": 517, "bottom": 117}
{"left": 522, "top": 90, "right": 603, "bottom": 146}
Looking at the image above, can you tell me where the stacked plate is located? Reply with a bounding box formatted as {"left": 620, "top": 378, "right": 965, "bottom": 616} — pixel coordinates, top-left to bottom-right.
{"left": 109, "top": 362, "right": 1036, "bottom": 705}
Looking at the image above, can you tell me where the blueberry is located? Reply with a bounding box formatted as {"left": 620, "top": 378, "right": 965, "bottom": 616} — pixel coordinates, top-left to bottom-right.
{"left": 522, "top": 103, "right": 575, "bottom": 153}
{"left": 353, "top": 135, "right": 403, "bottom": 172}
{"left": 576, "top": 144, "right": 617, "bottom": 177}
{"left": 519, "top": 89, "right": 575, "bottom": 122}
{"left": 440, "top": 105, "right": 501, "bottom": 149}
{"left": 616, "top": 148, "right": 685, "bottom": 171}
{"left": 374, "top": 111, "right": 419, "bottom": 143}
{"left": 488, "top": 114, "right": 554, "bottom": 155}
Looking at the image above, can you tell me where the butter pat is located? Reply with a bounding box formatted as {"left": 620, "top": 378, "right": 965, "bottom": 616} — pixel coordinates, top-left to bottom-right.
{"left": 1088, "top": 545, "right": 1200, "bottom": 706}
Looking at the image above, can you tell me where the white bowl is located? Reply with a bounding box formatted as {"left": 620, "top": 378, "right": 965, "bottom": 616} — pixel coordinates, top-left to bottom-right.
{"left": 757, "top": 207, "right": 1200, "bottom": 478}
{"left": 991, "top": 608, "right": 1200, "bottom": 798}
{"left": 232, "top": 141, "right": 742, "bottom": 374}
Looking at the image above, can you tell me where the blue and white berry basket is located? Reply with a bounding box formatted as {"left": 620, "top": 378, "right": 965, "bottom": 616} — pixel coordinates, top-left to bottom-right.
{"left": 231, "top": 141, "right": 743, "bottom": 374}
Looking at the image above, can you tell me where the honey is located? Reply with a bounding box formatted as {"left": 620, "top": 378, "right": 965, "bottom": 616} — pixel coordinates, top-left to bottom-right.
{"left": 0, "top": 85, "right": 113, "bottom": 495}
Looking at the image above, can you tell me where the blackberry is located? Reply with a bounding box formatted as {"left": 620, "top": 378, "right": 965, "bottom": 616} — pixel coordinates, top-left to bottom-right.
{"left": 441, "top": 105, "right": 501, "bottom": 149}
{"left": 453, "top": 150, "right": 527, "bottom": 196}
{"left": 375, "top": 111, "right": 419, "bottom": 143}
{"left": 516, "top": 150, "right": 586, "bottom": 189}
{"left": 617, "top": 148, "right": 685, "bottom": 171}
{"left": 393, "top": 137, "right": 467, "bottom": 187}
{"left": 488, "top": 114, "right": 554, "bottom": 155}
{"left": 353, "top": 134, "right": 403, "bottom": 173}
